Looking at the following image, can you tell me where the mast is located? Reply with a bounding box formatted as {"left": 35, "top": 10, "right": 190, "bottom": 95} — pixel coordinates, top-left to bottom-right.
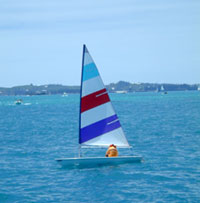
{"left": 78, "top": 44, "right": 85, "bottom": 156}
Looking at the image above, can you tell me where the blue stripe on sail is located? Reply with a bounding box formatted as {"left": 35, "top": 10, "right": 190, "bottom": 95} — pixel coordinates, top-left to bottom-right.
{"left": 80, "top": 114, "right": 121, "bottom": 144}
{"left": 82, "top": 63, "right": 99, "bottom": 81}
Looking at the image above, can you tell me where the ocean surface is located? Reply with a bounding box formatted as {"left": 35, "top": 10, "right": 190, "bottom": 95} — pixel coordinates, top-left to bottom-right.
{"left": 0, "top": 91, "right": 200, "bottom": 202}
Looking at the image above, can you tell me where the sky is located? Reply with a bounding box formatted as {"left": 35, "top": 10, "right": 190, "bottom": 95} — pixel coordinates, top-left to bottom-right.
{"left": 0, "top": 0, "right": 200, "bottom": 87}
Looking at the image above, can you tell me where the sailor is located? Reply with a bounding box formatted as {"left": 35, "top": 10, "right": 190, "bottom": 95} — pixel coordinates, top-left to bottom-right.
{"left": 105, "top": 144, "right": 118, "bottom": 157}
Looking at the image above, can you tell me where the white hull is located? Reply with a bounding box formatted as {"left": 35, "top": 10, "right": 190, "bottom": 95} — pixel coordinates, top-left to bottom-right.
{"left": 56, "top": 156, "right": 143, "bottom": 168}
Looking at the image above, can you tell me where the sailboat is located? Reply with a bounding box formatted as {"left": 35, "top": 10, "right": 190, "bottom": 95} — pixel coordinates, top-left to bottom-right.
{"left": 56, "top": 45, "right": 142, "bottom": 167}
{"left": 160, "top": 85, "right": 167, "bottom": 94}
{"left": 160, "top": 85, "right": 164, "bottom": 91}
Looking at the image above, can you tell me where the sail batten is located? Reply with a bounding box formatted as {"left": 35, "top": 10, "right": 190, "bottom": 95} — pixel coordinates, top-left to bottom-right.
{"left": 79, "top": 45, "right": 130, "bottom": 147}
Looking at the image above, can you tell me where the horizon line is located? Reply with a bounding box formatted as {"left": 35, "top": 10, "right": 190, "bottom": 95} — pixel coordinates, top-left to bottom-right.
{"left": 0, "top": 81, "right": 200, "bottom": 88}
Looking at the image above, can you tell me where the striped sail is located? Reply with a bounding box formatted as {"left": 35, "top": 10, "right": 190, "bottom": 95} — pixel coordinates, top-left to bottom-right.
{"left": 79, "top": 45, "right": 130, "bottom": 147}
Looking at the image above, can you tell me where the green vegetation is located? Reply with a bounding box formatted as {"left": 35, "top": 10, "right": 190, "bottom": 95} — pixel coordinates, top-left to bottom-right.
{"left": 0, "top": 84, "right": 79, "bottom": 96}
{"left": 0, "top": 81, "right": 198, "bottom": 95}
{"left": 106, "top": 81, "right": 198, "bottom": 92}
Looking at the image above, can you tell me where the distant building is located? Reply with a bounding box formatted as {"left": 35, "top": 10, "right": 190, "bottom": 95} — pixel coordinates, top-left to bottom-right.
{"left": 115, "top": 90, "right": 127, "bottom": 94}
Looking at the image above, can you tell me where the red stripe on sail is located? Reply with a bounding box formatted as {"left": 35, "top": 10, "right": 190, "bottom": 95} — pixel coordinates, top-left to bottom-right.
{"left": 81, "top": 88, "right": 110, "bottom": 113}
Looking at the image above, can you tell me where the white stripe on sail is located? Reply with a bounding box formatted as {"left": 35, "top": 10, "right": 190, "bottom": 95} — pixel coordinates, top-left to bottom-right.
{"left": 81, "top": 127, "right": 130, "bottom": 147}
{"left": 82, "top": 76, "right": 105, "bottom": 97}
{"left": 81, "top": 102, "right": 115, "bottom": 128}
{"left": 84, "top": 52, "right": 94, "bottom": 66}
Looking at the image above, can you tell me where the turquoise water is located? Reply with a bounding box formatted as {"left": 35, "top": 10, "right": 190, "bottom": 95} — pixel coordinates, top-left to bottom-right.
{"left": 0, "top": 92, "right": 200, "bottom": 202}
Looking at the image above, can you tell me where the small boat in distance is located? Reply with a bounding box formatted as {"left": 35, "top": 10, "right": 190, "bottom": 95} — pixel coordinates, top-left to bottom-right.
{"left": 56, "top": 45, "right": 142, "bottom": 168}
{"left": 160, "top": 85, "right": 168, "bottom": 94}
{"left": 62, "top": 92, "right": 68, "bottom": 97}
{"left": 15, "top": 99, "right": 23, "bottom": 105}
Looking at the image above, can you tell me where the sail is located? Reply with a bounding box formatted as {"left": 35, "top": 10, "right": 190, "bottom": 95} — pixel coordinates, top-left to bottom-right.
{"left": 79, "top": 45, "right": 130, "bottom": 147}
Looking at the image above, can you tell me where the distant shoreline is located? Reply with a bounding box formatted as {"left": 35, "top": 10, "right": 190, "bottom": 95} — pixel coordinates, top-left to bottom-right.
{"left": 0, "top": 81, "right": 199, "bottom": 96}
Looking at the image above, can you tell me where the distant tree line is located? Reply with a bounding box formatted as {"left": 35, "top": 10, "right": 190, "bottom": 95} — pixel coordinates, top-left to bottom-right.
{"left": 106, "top": 81, "right": 198, "bottom": 92}
{"left": 0, "top": 81, "right": 199, "bottom": 96}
